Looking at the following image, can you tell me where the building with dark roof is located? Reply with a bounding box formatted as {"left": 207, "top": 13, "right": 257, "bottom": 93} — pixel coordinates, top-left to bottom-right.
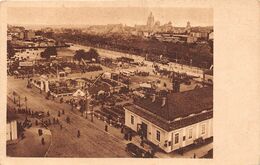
{"left": 124, "top": 87, "right": 213, "bottom": 153}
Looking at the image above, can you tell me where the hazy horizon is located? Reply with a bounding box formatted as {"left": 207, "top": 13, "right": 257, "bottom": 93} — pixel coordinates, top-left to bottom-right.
{"left": 8, "top": 7, "right": 213, "bottom": 28}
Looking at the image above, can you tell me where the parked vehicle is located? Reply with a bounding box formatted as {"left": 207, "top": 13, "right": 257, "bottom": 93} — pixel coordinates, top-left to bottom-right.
{"left": 125, "top": 143, "right": 153, "bottom": 158}
{"left": 35, "top": 111, "right": 45, "bottom": 119}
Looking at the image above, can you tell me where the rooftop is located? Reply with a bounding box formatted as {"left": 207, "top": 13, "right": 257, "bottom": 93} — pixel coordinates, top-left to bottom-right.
{"left": 125, "top": 87, "right": 213, "bottom": 131}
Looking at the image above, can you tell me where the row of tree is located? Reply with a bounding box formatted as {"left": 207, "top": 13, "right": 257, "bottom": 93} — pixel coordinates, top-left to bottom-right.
{"left": 53, "top": 32, "right": 213, "bottom": 68}
{"left": 8, "top": 42, "right": 100, "bottom": 63}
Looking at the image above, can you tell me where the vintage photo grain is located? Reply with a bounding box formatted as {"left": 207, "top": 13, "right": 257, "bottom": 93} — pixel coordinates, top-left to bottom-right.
{"left": 6, "top": 4, "right": 213, "bottom": 158}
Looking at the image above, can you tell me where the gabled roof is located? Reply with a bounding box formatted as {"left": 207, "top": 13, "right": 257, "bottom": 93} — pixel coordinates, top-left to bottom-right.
{"left": 73, "top": 89, "right": 86, "bottom": 97}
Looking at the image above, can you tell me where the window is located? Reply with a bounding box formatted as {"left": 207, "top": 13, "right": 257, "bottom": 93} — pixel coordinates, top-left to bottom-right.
{"left": 188, "top": 128, "right": 193, "bottom": 139}
{"left": 174, "top": 133, "right": 179, "bottom": 144}
{"left": 156, "top": 130, "right": 160, "bottom": 142}
{"left": 201, "top": 124, "right": 206, "bottom": 135}
{"left": 130, "top": 115, "right": 134, "bottom": 125}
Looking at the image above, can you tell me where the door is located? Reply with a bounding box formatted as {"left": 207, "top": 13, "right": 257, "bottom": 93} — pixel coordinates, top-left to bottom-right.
{"left": 141, "top": 122, "right": 148, "bottom": 139}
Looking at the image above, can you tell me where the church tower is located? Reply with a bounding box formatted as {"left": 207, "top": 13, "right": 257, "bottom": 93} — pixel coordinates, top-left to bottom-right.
{"left": 147, "top": 12, "right": 155, "bottom": 28}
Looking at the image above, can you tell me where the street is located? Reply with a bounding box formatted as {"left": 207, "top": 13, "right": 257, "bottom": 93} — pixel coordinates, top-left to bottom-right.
{"left": 7, "top": 76, "right": 130, "bottom": 157}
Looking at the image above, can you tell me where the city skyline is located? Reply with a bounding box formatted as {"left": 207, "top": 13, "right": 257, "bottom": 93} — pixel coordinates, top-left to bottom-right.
{"left": 8, "top": 7, "right": 213, "bottom": 28}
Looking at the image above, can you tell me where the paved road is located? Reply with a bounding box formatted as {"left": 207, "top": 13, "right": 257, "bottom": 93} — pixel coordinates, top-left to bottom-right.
{"left": 7, "top": 77, "right": 130, "bottom": 157}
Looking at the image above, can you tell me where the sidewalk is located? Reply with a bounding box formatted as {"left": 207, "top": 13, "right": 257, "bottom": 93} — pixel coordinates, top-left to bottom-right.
{"left": 155, "top": 142, "right": 213, "bottom": 158}
{"left": 7, "top": 127, "right": 51, "bottom": 157}
{"left": 81, "top": 115, "right": 213, "bottom": 159}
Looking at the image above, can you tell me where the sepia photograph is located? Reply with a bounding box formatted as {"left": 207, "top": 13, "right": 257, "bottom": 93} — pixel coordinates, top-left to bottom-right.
{"left": 5, "top": 3, "right": 214, "bottom": 158}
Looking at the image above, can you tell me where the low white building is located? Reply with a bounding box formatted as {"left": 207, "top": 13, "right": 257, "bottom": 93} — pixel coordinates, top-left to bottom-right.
{"left": 124, "top": 87, "right": 213, "bottom": 153}
{"left": 203, "top": 69, "right": 213, "bottom": 85}
{"left": 7, "top": 111, "right": 18, "bottom": 142}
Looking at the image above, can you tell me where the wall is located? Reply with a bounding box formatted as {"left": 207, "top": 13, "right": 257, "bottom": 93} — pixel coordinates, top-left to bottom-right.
{"left": 167, "top": 118, "right": 213, "bottom": 152}
{"left": 125, "top": 109, "right": 168, "bottom": 150}
{"left": 6, "top": 120, "right": 18, "bottom": 141}
{"left": 125, "top": 108, "right": 213, "bottom": 153}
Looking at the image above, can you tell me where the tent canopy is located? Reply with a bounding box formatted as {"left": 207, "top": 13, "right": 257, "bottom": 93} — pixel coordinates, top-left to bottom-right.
{"left": 73, "top": 89, "right": 86, "bottom": 97}
{"left": 139, "top": 83, "right": 152, "bottom": 88}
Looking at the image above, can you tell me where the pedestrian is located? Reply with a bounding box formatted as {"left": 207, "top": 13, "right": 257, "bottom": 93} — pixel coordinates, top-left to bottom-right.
{"left": 41, "top": 137, "right": 45, "bottom": 145}
{"left": 62, "top": 109, "right": 65, "bottom": 115}
{"left": 35, "top": 120, "right": 38, "bottom": 126}
{"left": 47, "top": 111, "right": 50, "bottom": 117}
{"left": 193, "top": 153, "right": 196, "bottom": 158}
{"left": 77, "top": 130, "right": 80, "bottom": 138}
{"left": 124, "top": 133, "right": 128, "bottom": 140}
{"left": 105, "top": 125, "right": 108, "bottom": 132}
{"left": 66, "top": 116, "right": 70, "bottom": 124}
{"left": 129, "top": 132, "right": 132, "bottom": 141}
{"left": 53, "top": 118, "right": 56, "bottom": 124}
{"left": 58, "top": 111, "right": 60, "bottom": 117}
{"left": 60, "top": 124, "right": 62, "bottom": 130}
{"left": 140, "top": 140, "right": 144, "bottom": 147}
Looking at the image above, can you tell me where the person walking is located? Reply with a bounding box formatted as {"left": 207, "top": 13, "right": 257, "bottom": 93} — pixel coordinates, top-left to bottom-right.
{"left": 105, "top": 125, "right": 108, "bottom": 132}
{"left": 129, "top": 132, "right": 132, "bottom": 141}
{"left": 77, "top": 130, "right": 80, "bottom": 138}
{"left": 66, "top": 116, "right": 70, "bottom": 123}
{"left": 193, "top": 153, "right": 196, "bottom": 158}
{"left": 41, "top": 137, "right": 45, "bottom": 145}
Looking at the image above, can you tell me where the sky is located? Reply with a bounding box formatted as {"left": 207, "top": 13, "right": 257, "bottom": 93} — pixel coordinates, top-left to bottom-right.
{"left": 7, "top": 7, "right": 213, "bottom": 27}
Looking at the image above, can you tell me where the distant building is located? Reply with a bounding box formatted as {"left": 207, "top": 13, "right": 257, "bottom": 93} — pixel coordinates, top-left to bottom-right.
{"left": 187, "top": 36, "right": 198, "bottom": 43}
{"left": 185, "top": 21, "right": 191, "bottom": 33}
{"left": 24, "top": 30, "right": 35, "bottom": 40}
{"left": 208, "top": 31, "right": 213, "bottom": 40}
{"left": 161, "top": 21, "right": 173, "bottom": 32}
{"left": 18, "top": 31, "right": 25, "bottom": 40}
{"left": 147, "top": 12, "right": 155, "bottom": 29}
{"left": 124, "top": 87, "right": 213, "bottom": 153}
{"left": 7, "top": 34, "right": 12, "bottom": 41}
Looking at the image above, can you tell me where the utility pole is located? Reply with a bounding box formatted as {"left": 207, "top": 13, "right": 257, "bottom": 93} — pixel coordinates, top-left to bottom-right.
{"left": 25, "top": 96, "right": 27, "bottom": 110}
{"left": 91, "top": 105, "right": 94, "bottom": 122}
{"left": 85, "top": 93, "right": 89, "bottom": 119}
{"left": 18, "top": 95, "right": 21, "bottom": 107}
{"left": 13, "top": 91, "right": 16, "bottom": 104}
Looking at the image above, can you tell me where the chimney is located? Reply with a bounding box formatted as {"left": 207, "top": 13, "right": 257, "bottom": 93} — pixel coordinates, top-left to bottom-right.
{"left": 161, "top": 97, "right": 166, "bottom": 107}
{"left": 151, "top": 94, "right": 156, "bottom": 102}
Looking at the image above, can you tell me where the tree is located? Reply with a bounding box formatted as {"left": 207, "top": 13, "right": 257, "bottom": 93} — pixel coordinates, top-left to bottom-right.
{"left": 7, "top": 41, "right": 15, "bottom": 59}
{"left": 74, "top": 49, "right": 86, "bottom": 61}
{"left": 40, "top": 47, "right": 57, "bottom": 59}
{"left": 86, "top": 48, "right": 100, "bottom": 62}
{"left": 74, "top": 48, "right": 100, "bottom": 62}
